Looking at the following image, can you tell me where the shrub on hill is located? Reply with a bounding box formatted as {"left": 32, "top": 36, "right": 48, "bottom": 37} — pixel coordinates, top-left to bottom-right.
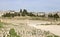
{"left": 0, "top": 22, "right": 3, "bottom": 28}
{"left": 7, "top": 28, "right": 20, "bottom": 37}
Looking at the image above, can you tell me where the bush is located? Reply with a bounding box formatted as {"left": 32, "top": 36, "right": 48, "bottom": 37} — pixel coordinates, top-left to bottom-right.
{"left": 54, "top": 35, "right": 59, "bottom": 37}
{"left": 0, "top": 22, "right": 3, "bottom": 28}
{"left": 2, "top": 13, "right": 14, "bottom": 17}
{"left": 9, "top": 28, "right": 17, "bottom": 35}
{"left": 48, "top": 14, "right": 53, "bottom": 18}
{"left": 47, "top": 35, "right": 53, "bottom": 37}
{"left": 8, "top": 28, "right": 20, "bottom": 37}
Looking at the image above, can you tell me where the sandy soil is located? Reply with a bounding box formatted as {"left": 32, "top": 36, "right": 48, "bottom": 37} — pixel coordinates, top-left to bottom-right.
{"left": 0, "top": 18, "right": 60, "bottom": 36}
{"left": 27, "top": 20, "right": 60, "bottom": 36}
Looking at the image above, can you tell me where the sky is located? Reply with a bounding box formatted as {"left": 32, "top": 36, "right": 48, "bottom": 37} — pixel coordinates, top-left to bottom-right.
{"left": 0, "top": 0, "right": 60, "bottom": 12}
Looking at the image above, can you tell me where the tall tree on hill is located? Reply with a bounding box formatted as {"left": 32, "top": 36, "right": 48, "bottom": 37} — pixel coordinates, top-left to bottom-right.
{"left": 22, "top": 9, "right": 28, "bottom": 16}
{"left": 23, "top": 9, "right": 28, "bottom": 14}
{"left": 20, "top": 9, "right": 22, "bottom": 13}
{"left": 18, "top": 9, "right": 22, "bottom": 16}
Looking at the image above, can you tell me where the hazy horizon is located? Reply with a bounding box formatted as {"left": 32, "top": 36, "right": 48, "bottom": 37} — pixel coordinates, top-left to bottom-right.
{"left": 0, "top": 0, "right": 60, "bottom": 12}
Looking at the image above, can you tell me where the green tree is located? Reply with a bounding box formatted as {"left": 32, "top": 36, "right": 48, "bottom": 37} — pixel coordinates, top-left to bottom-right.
{"left": 48, "top": 14, "right": 53, "bottom": 18}
{"left": 20, "top": 9, "right": 22, "bottom": 13}
{"left": 2, "top": 12, "right": 14, "bottom": 17}
{"left": 28, "top": 13, "right": 36, "bottom": 17}
{"left": 22, "top": 9, "right": 28, "bottom": 16}
{"left": 53, "top": 13, "right": 59, "bottom": 21}
{"left": 23, "top": 9, "right": 28, "bottom": 14}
